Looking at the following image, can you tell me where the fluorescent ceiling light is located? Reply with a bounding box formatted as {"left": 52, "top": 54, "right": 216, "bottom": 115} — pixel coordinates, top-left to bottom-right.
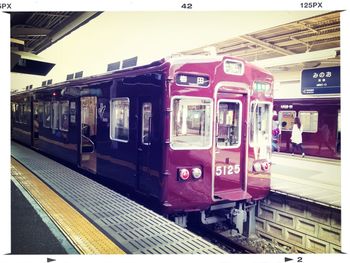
{"left": 252, "top": 48, "right": 339, "bottom": 68}
{"left": 12, "top": 51, "right": 54, "bottom": 63}
{"left": 11, "top": 38, "right": 25, "bottom": 45}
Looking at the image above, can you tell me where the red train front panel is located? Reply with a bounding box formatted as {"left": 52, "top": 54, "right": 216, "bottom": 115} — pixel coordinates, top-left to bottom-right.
{"left": 161, "top": 57, "right": 273, "bottom": 214}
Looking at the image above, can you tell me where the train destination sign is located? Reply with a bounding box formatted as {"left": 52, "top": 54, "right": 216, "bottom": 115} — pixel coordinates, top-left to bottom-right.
{"left": 301, "top": 66, "right": 340, "bottom": 94}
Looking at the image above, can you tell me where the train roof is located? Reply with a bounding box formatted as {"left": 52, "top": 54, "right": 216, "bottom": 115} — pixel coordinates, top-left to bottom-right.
{"left": 11, "top": 55, "right": 270, "bottom": 97}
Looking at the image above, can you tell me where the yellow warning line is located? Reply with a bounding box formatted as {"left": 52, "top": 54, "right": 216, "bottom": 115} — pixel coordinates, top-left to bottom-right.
{"left": 11, "top": 158, "right": 126, "bottom": 255}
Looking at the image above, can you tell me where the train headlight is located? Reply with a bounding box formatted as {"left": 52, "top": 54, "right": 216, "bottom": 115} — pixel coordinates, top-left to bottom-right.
{"left": 179, "top": 75, "right": 188, "bottom": 83}
{"left": 253, "top": 162, "right": 262, "bottom": 173}
{"left": 178, "top": 168, "right": 190, "bottom": 181}
{"left": 192, "top": 168, "right": 202, "bottom": 179}
{"left": 261, "top": 161, "right": 270, "bottom": 171}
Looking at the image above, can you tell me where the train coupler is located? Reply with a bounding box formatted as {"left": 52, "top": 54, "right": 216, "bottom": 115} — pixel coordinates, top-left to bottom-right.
{"left": 174, "top": 214, "right": 188, "bottom": 228}
{"left": 230, "top": 202, "right": 257, "bottom": 237}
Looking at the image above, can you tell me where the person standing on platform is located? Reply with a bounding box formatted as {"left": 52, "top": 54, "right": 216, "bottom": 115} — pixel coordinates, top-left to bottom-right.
{"left": 290, "top": 117, "right": 305, "bottom": 157}
{"left": 272, "top": 114, "right": 281, "bottom": 152}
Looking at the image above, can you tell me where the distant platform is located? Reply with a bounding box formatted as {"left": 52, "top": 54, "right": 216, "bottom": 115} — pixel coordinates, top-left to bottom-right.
{"left": 271, "top": 153, "right": 340, "bottom": 209}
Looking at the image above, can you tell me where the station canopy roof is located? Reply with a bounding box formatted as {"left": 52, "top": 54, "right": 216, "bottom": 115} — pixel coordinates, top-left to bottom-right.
{"left": 10, "top": 12, "right": 102, "bottom": 75}
{"left": 10, "top": 11, "right": 340, "bottom": 76}
{"left": 180, "top": 11, "right": 340, "bottom": 72}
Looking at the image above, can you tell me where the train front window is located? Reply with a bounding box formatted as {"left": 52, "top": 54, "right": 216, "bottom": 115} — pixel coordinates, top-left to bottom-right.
{"left": 250, "top": 102, "right": 272, "bottom": 159}
{"left": 171, "top": 97, "right": 212, "bottom": 149}
{"left": 217, "top": 101, "right": 241, "bottom": 148}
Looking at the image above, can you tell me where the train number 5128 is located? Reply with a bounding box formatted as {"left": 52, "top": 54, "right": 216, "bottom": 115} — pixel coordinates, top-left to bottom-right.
{"left": 216, "top": 165, "right": 240, "bottom": 176}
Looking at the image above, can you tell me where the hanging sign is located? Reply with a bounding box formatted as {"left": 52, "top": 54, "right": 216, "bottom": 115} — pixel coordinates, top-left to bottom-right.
{"left": 301, "top": 66, "right": 340, "bottom": 94}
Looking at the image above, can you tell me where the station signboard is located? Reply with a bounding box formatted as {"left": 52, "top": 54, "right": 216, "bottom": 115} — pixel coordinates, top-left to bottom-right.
{"left": 301, "top": 66, "right": 340, "bottom": 94}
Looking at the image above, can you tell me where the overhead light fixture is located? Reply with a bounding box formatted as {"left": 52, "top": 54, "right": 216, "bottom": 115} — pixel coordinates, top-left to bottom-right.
{"left": 11, "top": 38, "right": 25, "bottom": 46}
{"left": 11, "top": 51, "right": 55, "bottom": 76}
{"left": 252, "top": 48, "right": 339, "bottom": 68}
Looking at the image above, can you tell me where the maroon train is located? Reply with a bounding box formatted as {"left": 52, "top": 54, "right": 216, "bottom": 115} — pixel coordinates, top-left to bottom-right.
{"left": 273, "top": 97, "right": 340, "bottom": 159}
{"left": 11, "top": 56, "right": 273, "bottom": 231}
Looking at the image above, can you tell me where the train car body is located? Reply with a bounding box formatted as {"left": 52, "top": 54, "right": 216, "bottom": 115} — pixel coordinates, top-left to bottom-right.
{"left": 273, "top": 97, "right": 340, "bottom": 159}
{"left": 11, "top": 56, "right": 273, "bottom": 229}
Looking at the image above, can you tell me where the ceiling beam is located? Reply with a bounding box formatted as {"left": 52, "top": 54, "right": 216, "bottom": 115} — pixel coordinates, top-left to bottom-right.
{"left": 252, "top": 48, "right": 339, "bottom": 68}
{"left": 217, "top": 43, "right": 255, "bottom": 54}
{"left": 278, "top": 31, "right": 339, "bottom": 47}
{"left": 12, "top": 27, "right": 51, "bottom": 37}
{"left": 238, "top": 35, "right": 295, "bottom": 56}
{"left": 297, "top": 21, "right": 319, "bottom": 34}
{"left": 34, "top": 12, "right": 70, "bottom": 18}
{"left": 29, "top": 12, "right": 102, "bottom": 54}
{"left": 226, "top": 47, "right": 267, "bottom": 58}
{"left": 290, "top": 36, "right": 311, "bottom": 51}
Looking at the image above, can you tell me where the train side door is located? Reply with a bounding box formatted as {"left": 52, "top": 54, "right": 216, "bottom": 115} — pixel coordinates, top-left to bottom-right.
{"left": 213, "top": 93, "right": 250, "bottom": 201}
{"left": 80, "top": 96, "right": 97, "bottom": 173}
{"left": 136, "top": 98, "right": 154, "bottom": 194}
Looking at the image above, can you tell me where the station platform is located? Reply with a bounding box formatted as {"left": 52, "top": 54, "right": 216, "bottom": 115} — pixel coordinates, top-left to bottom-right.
{"left": 271, "top": 153, "right": 341, "bottom": 209}
{"left": 11, "top": 180, "right": 76, "bottom": 254}
{"left": 11, "top": 142, "right": 225, "bottom": 254}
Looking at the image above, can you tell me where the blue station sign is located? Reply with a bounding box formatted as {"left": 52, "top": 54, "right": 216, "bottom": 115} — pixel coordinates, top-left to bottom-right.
{"left": 301, "top": 66, "right": 340, "bottom": 94}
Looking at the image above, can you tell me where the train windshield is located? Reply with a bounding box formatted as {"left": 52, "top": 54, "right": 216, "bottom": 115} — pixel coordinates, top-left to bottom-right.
{"left": 250, "top": 102, "right": 272, "bottom": 159}
{"left": 171, "top": 97, "right": 212, "bottom": 149}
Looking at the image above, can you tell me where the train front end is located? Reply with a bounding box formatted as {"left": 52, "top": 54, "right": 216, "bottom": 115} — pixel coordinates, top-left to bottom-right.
{"left": 161, "top": 56, "right": 273, "bottom": 230}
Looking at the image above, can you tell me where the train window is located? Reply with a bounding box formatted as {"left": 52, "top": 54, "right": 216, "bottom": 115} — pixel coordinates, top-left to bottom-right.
{"left": 298, "top": 111, "right": 318, "bottom": 133}
{"left": 224, "top": 59, "right": 244, "bottom": 75}
{"left": 250, "top": 102, "right": 272, "bottom": 159}
{"left": 51, "top": 102, "right": 59, "bottom": 130}
{"left": 337, "top": 110, "right": 341, "bottom": 154}
{"left": 217, "top": 101, "right": 241, "bottom": 148}
{"left": 11, "top": 103, "right": 17, "bottom": 120}
{"left": 43, "top": 102, "right": 51, "bottom": 128}
{"left": 171, "top": 97, "right": 212, "bottom": 149}
{"left": 278, "top": 111, "right": 296, "bottom": 131}
{"left": 18, "top": 103, "right": 29, "bottom": 124}
{"left": 23, "top": 103, "right": 30, "bottom": 124}
{"left": 12, "top": 103, "right": 19, "bottom": 122}
{"left": 18, "top": 104, "right": 24, "bottom": 123}
{"left": 142, "top": 102, "right": 152, "bottom": 145}
{"left": 110, "top": 98, "right": 130, "bottom": 142}
{"left": 59, "top": 101, "right": 69, "bottom": 131}
{"left": 37, "top": 102, "right": 44, "bottom": 123}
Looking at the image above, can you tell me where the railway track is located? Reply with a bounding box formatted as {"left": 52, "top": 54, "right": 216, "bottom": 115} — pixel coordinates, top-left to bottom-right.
{"left": 188, "top": 222, "right": 283, "bottom": 254}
